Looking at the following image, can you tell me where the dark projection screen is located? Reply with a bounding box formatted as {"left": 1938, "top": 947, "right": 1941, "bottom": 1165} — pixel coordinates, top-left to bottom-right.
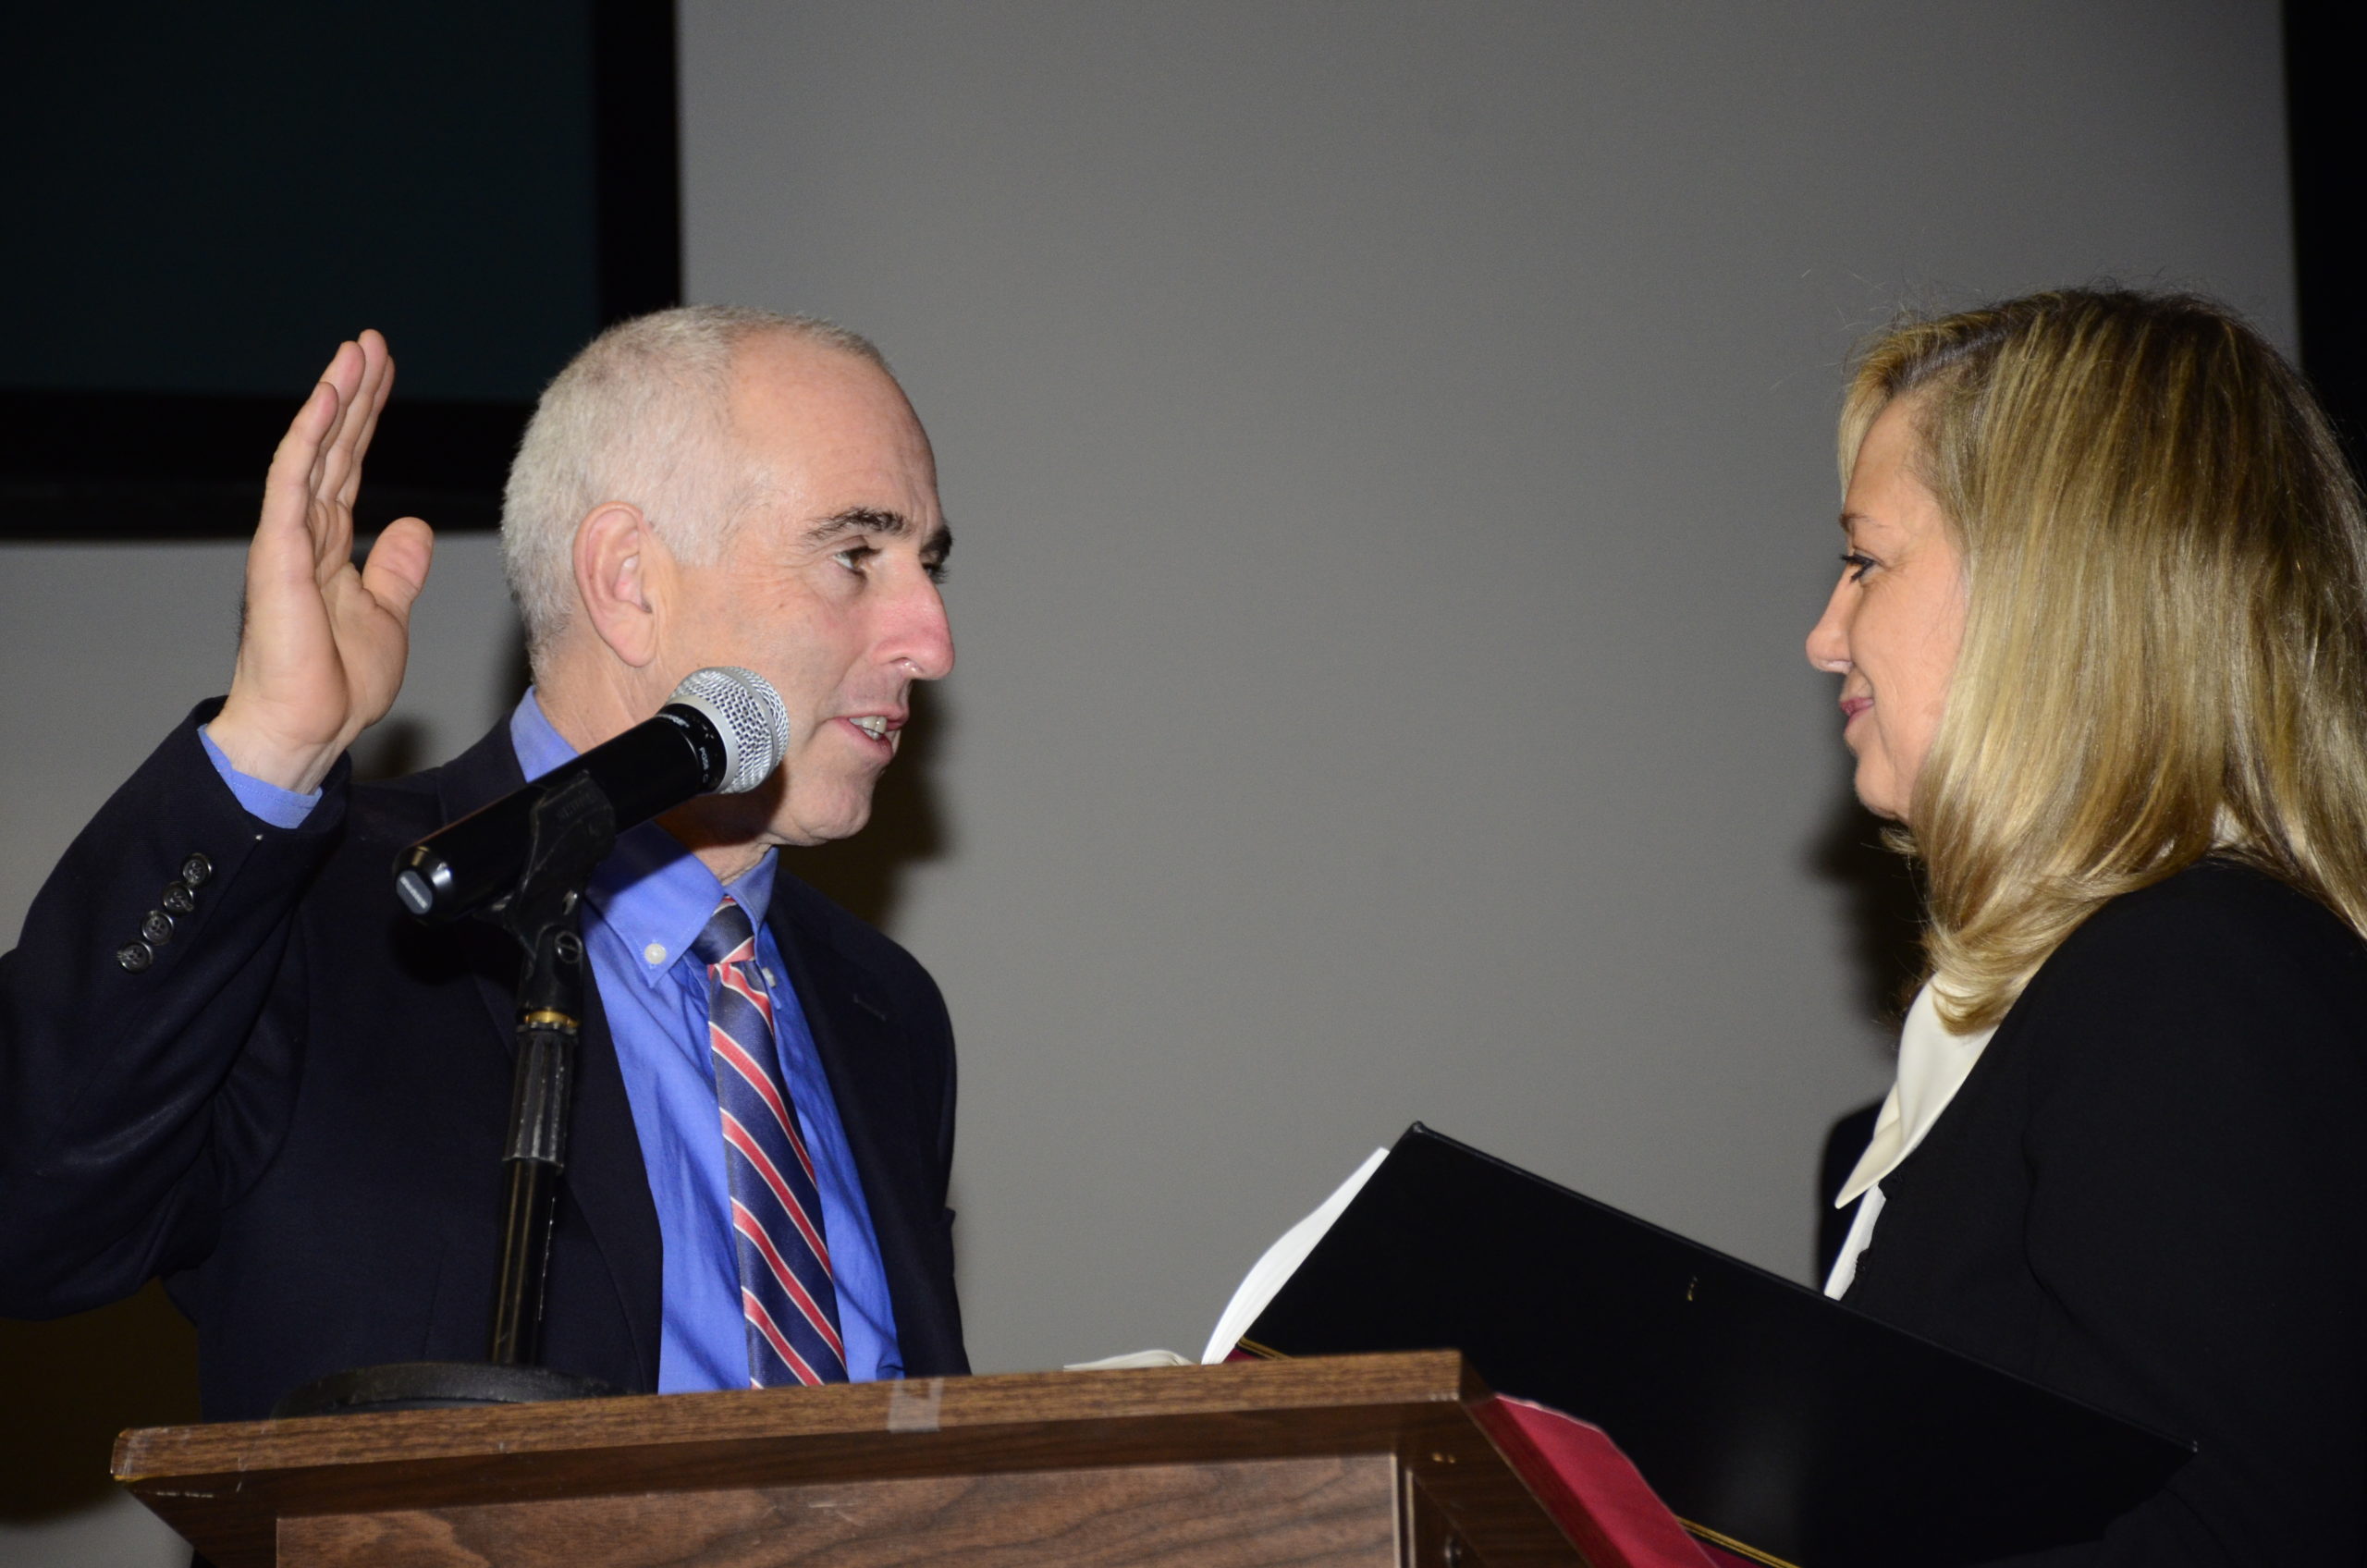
{"left": 0, "top": 1, "right": 677, "bottom": 536}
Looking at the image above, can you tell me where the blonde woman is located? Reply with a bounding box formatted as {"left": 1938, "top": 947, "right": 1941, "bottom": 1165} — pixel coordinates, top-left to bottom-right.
{"left": 1808, "top": 288, "right": 2367, "bottom": 1564}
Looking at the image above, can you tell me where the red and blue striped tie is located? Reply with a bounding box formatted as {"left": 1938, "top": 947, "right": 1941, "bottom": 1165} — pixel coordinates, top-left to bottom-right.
{"left": 694, "top": 897, "right": 848, "bottom": 1387}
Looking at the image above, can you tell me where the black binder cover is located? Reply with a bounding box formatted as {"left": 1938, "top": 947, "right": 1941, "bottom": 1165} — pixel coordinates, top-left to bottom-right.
{"left": 1242, "top": 1125, "right": 2190, "bottom": 1568}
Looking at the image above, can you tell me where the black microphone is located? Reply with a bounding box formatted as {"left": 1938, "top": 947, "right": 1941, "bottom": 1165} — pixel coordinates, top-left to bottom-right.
{"left": 393, "top": 667, "right": 790, "bottom": 922}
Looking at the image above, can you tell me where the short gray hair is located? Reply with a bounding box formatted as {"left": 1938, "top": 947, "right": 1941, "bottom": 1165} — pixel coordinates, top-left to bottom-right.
{"left": 500, "top": 304, "right": 888, "bottom": 658}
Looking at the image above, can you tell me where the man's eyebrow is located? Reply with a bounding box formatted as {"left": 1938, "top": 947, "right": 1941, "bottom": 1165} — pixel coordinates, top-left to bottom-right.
{"left": 803, "top": 507, "right": 915, "bottom": 545}
{"left": 800, "top": 507, "right": 955, "bottom": 562}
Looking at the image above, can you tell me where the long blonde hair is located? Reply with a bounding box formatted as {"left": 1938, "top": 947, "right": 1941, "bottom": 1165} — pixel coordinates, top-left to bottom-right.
{"left": 1842, "top": 288, "right": 2367, "bottom": 1030}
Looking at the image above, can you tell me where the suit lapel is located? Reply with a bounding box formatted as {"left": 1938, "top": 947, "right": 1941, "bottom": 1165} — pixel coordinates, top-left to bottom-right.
{"left": 553, "top": 960, "right": 663, "bottom": 1390}
{"left": 767, "top": 884, "right": 958, "bottom": 1374}
{"left": 429, "top": 719, "right": 664, "bottom": 1390}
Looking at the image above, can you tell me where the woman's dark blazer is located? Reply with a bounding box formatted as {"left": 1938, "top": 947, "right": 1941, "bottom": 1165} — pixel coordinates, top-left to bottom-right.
{"left": 1844, "top": 860, "right": 2367, "bottom": 1565}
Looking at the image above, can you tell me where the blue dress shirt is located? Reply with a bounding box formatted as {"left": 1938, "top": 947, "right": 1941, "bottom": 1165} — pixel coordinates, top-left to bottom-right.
{"left": 200, "top": 698, "right": 903, "bottom": 1389}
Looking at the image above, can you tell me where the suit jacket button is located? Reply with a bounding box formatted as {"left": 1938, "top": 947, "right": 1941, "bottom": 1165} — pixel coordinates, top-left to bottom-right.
{"left": 117, "top": 941, "right": 154, "bottom": 973}
{"left": 140, "top": 910, "right": 176, "bottom": 944}
{"left": 160, "top": 881, "right": 196, "bottom": 915}
{"left": 180, "top": 853, "right": 213, "bottom": 888}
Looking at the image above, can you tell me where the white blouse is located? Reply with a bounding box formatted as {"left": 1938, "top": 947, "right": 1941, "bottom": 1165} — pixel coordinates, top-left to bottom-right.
{"left": 1822, "top": 981, "right": 2000, "bottom": 1298}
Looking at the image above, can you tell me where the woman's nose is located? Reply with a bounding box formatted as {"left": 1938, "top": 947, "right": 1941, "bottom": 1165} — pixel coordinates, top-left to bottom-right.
{"left": 1805, "top": 578, "right": 1852, "bottom": 674}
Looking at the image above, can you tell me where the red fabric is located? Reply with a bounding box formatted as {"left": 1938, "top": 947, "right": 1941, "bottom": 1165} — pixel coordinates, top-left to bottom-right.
{"left": 1470, "top": 1395, "right": 1721, "bottom": 1568}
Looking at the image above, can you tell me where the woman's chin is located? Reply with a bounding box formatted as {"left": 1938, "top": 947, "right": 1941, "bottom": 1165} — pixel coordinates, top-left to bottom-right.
{"left": 1852, "top": 767, "right": 1908, "bottom": 823}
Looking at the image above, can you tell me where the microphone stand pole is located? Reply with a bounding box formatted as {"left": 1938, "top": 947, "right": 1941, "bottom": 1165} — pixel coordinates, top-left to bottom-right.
{"left": 271, "top": 773, "right": 619, "bottom": 1415}
{"left": 484, "top": 771, "right": 616, "bottom": 1366}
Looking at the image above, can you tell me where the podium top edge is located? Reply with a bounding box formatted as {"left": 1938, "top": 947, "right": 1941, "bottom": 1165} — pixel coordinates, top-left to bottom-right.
{"left": 115, "top": 1348, "right": 1486, "bottom": 1482}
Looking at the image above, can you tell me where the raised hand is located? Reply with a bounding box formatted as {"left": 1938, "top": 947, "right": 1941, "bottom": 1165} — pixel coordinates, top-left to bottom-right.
{"left": 208, "top": 332, "right": 435, "bottom": 793}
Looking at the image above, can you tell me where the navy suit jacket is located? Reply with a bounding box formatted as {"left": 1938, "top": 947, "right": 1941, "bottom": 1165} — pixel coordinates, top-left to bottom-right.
{"left": 0, "top": 706, "right": 967, "bottom": 1418}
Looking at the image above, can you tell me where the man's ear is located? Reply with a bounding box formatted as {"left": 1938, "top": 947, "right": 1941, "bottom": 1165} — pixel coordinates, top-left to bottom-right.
{"left": 571, "top": 502, "right": 664, "bottom": 668}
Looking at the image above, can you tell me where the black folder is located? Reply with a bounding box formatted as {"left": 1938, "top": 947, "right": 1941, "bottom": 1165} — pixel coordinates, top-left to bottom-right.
{"left": 1239, "top": 1124, "right": 2191, "bottom": 1568}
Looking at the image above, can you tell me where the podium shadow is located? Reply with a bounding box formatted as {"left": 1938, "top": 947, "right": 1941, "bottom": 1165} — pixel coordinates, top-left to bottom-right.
{"left": 0, "top": 1281, "right": 200, "bottom": 1521}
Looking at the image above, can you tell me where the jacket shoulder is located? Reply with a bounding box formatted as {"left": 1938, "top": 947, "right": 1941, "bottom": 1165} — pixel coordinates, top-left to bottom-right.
{"left": 2032, "top": 859, "right": 2367, "bottom": 1011}
{"left": 2006, "top": 859, "right": 2367, "bottom": 1132}
{"left": 336, "top": 717, "right": 524, "bottom": 852}
{"left": 771, "top": 874, "right": 947, "bottom": 1013}
{"left": 341, "top": 768, "right": 444, "bottom": 847}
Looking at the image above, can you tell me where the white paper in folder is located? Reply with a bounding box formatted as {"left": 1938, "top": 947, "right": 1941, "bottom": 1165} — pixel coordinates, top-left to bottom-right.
{"left": 1197, "top": 1145, "right": 1392, "bottom": 1364}
{"left": 1061, "top": 1145, "right": 1393, "bottom": 1372}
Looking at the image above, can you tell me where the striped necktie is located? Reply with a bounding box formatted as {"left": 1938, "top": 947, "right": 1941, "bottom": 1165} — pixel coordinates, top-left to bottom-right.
{"left": 693, "top": 896, "right": 848, "bottom": 1387}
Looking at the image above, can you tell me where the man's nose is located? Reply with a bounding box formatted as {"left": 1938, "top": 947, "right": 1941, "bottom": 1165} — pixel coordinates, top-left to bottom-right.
{"left": 885, "top": 577, "right": 955, "bottom": 681}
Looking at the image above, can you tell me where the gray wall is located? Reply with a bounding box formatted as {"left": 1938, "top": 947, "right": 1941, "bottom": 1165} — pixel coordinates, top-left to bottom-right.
{"left": 0, "top": 2, "right": 2292, "bottom": 1561}
{"left": 679, "top": 0, "right": 2293, "bottom": 1373}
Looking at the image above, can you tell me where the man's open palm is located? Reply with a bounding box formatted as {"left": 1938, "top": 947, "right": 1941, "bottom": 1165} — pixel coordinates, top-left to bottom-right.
{"left": 209, "top": 331, "right": 435, "bottom": 793}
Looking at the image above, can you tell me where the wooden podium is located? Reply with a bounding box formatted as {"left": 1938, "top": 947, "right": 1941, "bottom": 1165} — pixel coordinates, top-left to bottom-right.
{"left": 113, "top": 1351, "right": 1595, "bottom": 1567}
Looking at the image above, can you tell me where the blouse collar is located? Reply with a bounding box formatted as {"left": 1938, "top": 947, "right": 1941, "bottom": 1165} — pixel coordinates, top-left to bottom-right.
{"left": 1834, "top": 980, "right": 2000, "bottom": 1209}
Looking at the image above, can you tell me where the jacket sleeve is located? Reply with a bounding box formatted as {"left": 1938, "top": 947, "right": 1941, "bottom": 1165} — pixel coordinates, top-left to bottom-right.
{"left": 2004, "top": 881, "right": 2367, "bottom": 1565}
{"left": 0, "top": 709, "right": 348, "bottom": 1317}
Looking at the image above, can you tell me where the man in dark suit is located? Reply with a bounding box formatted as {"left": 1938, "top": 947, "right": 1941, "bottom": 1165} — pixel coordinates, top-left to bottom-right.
{"left": 0, "top": 309, "right": 968, "bottom": 1417}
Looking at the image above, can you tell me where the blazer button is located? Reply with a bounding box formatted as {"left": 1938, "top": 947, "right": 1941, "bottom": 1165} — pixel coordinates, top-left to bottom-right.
{"left": 161, "top": 881, "right": 196, "bottom": 915}
{"left": 180, "top": 853, "right": 214, "bottom": 888}
{"left": 140, "top": 910, "right": 176, "bottom": 945}
{"left": 117, "top": 941, "right": 155, "bottom": 973}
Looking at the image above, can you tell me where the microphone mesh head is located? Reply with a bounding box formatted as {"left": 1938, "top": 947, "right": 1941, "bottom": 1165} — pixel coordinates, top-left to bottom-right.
{"left": 668, "top": 667, "right": 791, "bottom": 793}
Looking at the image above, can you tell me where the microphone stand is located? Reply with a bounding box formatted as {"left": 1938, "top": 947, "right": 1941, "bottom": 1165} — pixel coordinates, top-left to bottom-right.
{"left": 273, "top": 773, "right": 620, "bottom": 1416}
{"left": 484, "top": 771, "right": 615, "bottom": 1368}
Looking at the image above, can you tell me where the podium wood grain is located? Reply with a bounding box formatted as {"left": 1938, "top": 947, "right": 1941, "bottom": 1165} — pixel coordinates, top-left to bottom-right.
{"left": 114, "top": 1351, "right": 1588, "bottom": 1567}
{"left": 280, "top": 1456, "right": 1400, "bottom": 1566}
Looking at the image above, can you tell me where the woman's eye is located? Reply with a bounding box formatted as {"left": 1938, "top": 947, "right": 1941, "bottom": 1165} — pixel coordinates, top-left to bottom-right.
{"left": 1841, "top": 550, "right": 1877, "bottom": 582}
